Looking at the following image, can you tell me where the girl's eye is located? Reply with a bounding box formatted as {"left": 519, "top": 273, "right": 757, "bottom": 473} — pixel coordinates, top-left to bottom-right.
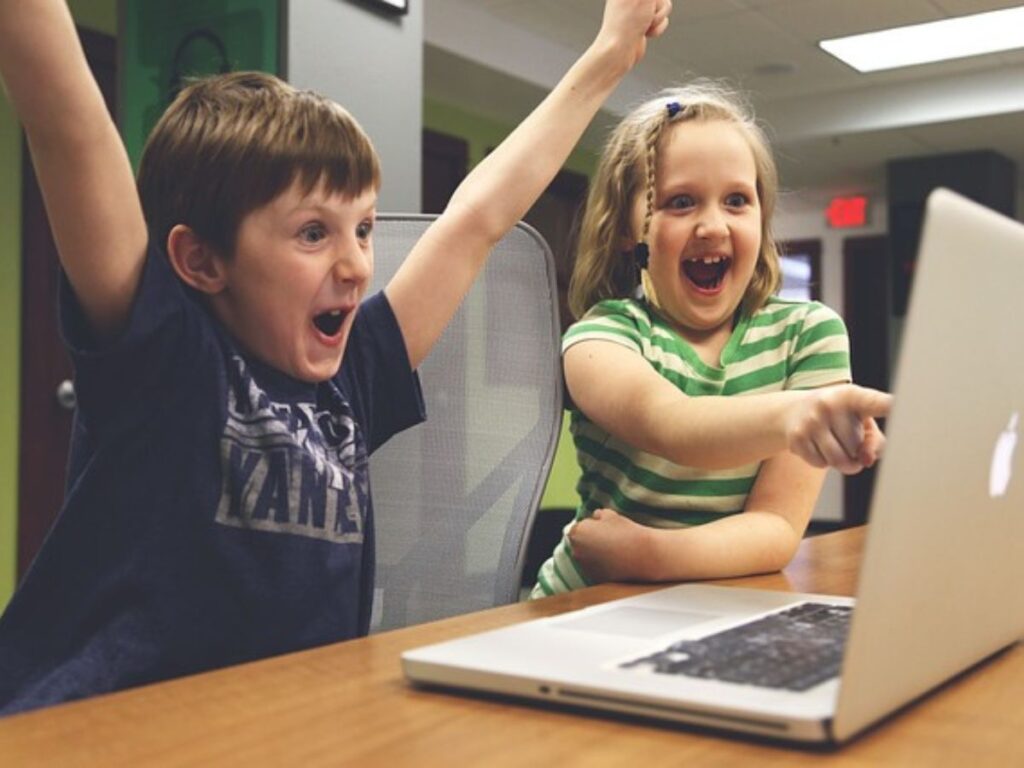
{"left": 725, "top": 193, "right": 751, "bottom": 208}
{"left": 299, "top": 223, "right": 327, "bottom": 244}
{"left": 356, "top": 219, "right": 374, "bottom": 241}
{"left": 666, "top": 194, "right": 695, "bottom": 210}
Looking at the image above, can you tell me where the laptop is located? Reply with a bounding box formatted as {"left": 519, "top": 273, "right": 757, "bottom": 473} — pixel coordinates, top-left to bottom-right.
{"left": 401, "top": 188, "right": 1024, "bottom": 744}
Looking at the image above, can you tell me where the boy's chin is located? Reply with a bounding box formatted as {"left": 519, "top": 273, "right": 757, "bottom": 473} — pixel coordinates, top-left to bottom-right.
{"left": 297, "top": 357, "right": 345, "bottom": 383}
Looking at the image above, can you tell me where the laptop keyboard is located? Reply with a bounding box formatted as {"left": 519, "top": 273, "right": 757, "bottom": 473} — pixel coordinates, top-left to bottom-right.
{"left": 620, "top": 602, "right": 852, "bottom": 692}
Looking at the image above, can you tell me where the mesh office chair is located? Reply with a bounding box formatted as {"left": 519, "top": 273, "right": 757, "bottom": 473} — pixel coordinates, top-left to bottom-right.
{"left": 368, "top": 215, "right": 563, "bottom": 632}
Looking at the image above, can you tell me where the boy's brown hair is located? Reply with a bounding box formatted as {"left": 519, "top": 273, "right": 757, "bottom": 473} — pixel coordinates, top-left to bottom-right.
{"left": 137, "top": 71, "right": 381, "bottom": 257}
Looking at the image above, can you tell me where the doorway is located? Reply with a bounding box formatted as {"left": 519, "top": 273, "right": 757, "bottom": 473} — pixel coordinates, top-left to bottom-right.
{"left": 842, "top": 234, "right": 891, "bottom": 525}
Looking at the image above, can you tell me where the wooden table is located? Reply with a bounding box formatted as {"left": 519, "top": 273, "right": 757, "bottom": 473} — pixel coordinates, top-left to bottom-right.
{"left": 2, "top": 527, "right": 1023, "bottom": 766}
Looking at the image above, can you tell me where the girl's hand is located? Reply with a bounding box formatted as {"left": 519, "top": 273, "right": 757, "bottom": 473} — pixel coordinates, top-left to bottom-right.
{"left": 785, "top": 385, "right": 892, "bottom": 474}
{"left": 568, "top": 508, "right": 653, "bottom": 583}
{"left": 596, "top": 0, "right": 673, "bottom": 70}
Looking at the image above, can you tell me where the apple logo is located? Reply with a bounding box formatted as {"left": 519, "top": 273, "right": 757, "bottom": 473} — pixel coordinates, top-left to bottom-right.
{"left": 989, "top": 412, "right": 1019, "bottom": 498}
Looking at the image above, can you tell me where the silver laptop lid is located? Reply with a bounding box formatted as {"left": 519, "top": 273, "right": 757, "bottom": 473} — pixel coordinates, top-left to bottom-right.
{"left": 833, "top": 188, "right": 1024, "bottom": 741}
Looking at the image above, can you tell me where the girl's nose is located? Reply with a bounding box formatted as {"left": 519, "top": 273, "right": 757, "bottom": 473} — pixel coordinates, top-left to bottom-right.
{"left": 695, "top": 208, "right": 728, "bottom": 239}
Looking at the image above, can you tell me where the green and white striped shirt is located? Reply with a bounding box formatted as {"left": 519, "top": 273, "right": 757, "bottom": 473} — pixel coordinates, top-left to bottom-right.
{"left": 530, "top": 296, "right": 851, "bottom": 598}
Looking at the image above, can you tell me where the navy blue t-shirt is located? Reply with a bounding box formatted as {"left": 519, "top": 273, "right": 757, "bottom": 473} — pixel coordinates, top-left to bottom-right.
{"left": 0, "top": 243, "right": 425, "bottom": 715}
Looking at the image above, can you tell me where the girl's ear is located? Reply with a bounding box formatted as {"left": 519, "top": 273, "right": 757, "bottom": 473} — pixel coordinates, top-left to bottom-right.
{"left": 166, "top": 224, "right": 227, "bottom": 294}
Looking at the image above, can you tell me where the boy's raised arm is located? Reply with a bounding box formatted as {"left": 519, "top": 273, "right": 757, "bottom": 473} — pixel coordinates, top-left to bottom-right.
{"left": 0, "top": 0, "right": 148, "bottom": 339}
{"left": 385, "top": 0, "right": 672, "bottom": 370}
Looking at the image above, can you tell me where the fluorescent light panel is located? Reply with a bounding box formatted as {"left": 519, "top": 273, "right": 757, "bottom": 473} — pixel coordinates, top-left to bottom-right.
{"left": 820, "top": 6, "right": 1024, "bottom": 72}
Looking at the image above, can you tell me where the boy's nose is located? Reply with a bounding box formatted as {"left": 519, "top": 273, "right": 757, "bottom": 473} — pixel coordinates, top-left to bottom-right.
{"left": 332, "top": 243, "right": 373, "bottom": 284}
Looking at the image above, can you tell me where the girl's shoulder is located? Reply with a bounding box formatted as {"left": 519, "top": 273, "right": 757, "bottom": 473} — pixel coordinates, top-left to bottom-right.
{"left": 569, "top": 297, "right": 653, "bottom": 332}
{"left": 750, "top": 296, "right": 845, "bottom": 329}
{"left": 563, "top": 297, "right": 657, "bottom": 353}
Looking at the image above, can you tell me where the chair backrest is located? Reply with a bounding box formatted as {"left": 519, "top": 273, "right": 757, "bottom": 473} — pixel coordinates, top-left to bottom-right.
{"left": 367, "top": 215, "right": 564, "bottom": 632}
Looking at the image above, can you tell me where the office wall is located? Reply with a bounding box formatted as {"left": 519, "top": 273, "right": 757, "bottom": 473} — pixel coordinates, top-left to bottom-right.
{"left": 286, "top": 0, "right": 423, "bottom": 213}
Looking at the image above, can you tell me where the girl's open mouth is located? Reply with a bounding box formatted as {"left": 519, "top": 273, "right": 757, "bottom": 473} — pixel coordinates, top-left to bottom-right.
{"left": 313, "top": 309, "right": 347, "bottom": 338}
{"left": 682, "top": 256, "right": 732, "bottom": 291}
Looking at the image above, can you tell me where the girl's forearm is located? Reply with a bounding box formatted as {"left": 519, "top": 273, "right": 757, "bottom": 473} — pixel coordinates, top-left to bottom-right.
{"left": 639, "top": 511, "right": 802, "bottom": 582}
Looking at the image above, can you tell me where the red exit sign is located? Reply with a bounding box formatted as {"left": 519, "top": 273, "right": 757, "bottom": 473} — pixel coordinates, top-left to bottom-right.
{"left": 826, "top": 196, "right": 869, "bottom": 228}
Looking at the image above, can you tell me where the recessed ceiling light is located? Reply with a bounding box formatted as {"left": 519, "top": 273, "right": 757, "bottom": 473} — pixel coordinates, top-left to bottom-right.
{"left": 820, "top": 6, "right": 1024, "bottom": 72}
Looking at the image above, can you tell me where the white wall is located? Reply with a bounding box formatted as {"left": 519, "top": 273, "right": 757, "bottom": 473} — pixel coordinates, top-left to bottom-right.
{"left": 285, "top": 0, "right": 423, "bottom": 213}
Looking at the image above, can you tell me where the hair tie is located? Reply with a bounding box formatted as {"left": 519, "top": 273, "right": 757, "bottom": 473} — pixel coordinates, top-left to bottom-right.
{"left": 633, "top": 242, "right": 649, "bottom": 269}
{"left": 666, "top": 101, "right": 682, "bottom": 118}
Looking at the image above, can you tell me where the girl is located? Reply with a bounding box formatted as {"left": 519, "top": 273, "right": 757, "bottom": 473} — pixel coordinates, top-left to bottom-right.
{"left": 532, "top": 82, "right": 891, "bottom": 597}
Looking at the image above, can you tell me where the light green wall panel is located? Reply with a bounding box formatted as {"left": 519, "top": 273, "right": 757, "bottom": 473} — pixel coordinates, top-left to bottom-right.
{"left": 67, "top": 0, "right": 117, "bottom": 34}
{"left": 539, "top": 414, "right": 579, "bottom": 511}
{"left": 0, "top": 93, "right": 22, "bottom": 606}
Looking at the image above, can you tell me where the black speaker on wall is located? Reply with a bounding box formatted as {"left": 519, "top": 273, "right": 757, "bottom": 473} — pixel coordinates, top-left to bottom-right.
{"left": 888, "top": 150, "right": 1016, "bottom": 315}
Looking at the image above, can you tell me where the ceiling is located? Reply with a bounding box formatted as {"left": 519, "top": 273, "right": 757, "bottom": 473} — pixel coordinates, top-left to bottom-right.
{"left": 424, "top": 0, "right": 1024, "bottom": 209}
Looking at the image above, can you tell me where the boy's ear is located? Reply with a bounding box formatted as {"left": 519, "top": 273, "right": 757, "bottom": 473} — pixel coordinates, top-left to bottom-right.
{"left": 166, "top": 224, "right": 227, "bottom": 294}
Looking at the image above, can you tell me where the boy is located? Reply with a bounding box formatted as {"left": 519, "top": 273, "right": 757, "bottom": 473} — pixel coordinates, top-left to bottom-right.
{"left": 0, "top": 0, "right": 672, "bottom": 714}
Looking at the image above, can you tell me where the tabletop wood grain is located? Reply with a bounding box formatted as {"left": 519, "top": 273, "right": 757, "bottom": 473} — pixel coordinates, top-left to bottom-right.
{"left": 2, "top": 526, "right": 1022, "bottom": 767}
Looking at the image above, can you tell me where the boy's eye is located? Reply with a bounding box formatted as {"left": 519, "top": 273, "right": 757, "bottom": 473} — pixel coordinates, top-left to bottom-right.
{"left": 725, "top": 193, "right": 751, "bottom": 208}
{"left": 299, "top": 223, "right": 327, "bottom": 244}
{"left": 665, "top": 194, "right": 695, "bottom": 210}
{"left": 356, "top": 219, "right": 374, "bottom": 241}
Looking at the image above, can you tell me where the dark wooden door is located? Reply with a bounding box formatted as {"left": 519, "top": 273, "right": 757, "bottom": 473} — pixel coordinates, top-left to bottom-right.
{"left": 842, "top": 234, "right": 891, "bottom": 526}
{"left": 421, "top": 129, "right": 468, "bottom": 214}
{"left": 18, "top": 28, "right": 117, "bottom": 579}
{"left": 522, "top": 169, "right": 587, "bottom": 333}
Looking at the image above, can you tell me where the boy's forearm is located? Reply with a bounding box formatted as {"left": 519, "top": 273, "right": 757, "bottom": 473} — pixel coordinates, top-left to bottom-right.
{"left": 444, "top": 30, "right": 635, "bottom": 249}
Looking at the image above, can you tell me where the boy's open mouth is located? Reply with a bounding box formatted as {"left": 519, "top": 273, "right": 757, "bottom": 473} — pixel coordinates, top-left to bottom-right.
{"left": 313, "top": 309, "right": 347, "bottom": 338}
{"left": 682, "top": 255, "right": 732, "bottom": 291}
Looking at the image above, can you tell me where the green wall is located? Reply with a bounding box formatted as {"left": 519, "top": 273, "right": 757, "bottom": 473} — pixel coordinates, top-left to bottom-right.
{"left": 423, "top": 98, "right": 591, "bottom": 512}
{"left": 0, "top": 0, "right": 117, "bottom": 607}
{"left": 67, "top": 0, "right": 118, "bottom": 35}
{"left": 0, "top": 77, "right": 22, "bottom": 606}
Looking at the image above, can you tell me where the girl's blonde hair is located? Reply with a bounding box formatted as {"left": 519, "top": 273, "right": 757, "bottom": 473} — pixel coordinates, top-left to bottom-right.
{"left": 568, "top": 81, "right": 781, "bottom": 320}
